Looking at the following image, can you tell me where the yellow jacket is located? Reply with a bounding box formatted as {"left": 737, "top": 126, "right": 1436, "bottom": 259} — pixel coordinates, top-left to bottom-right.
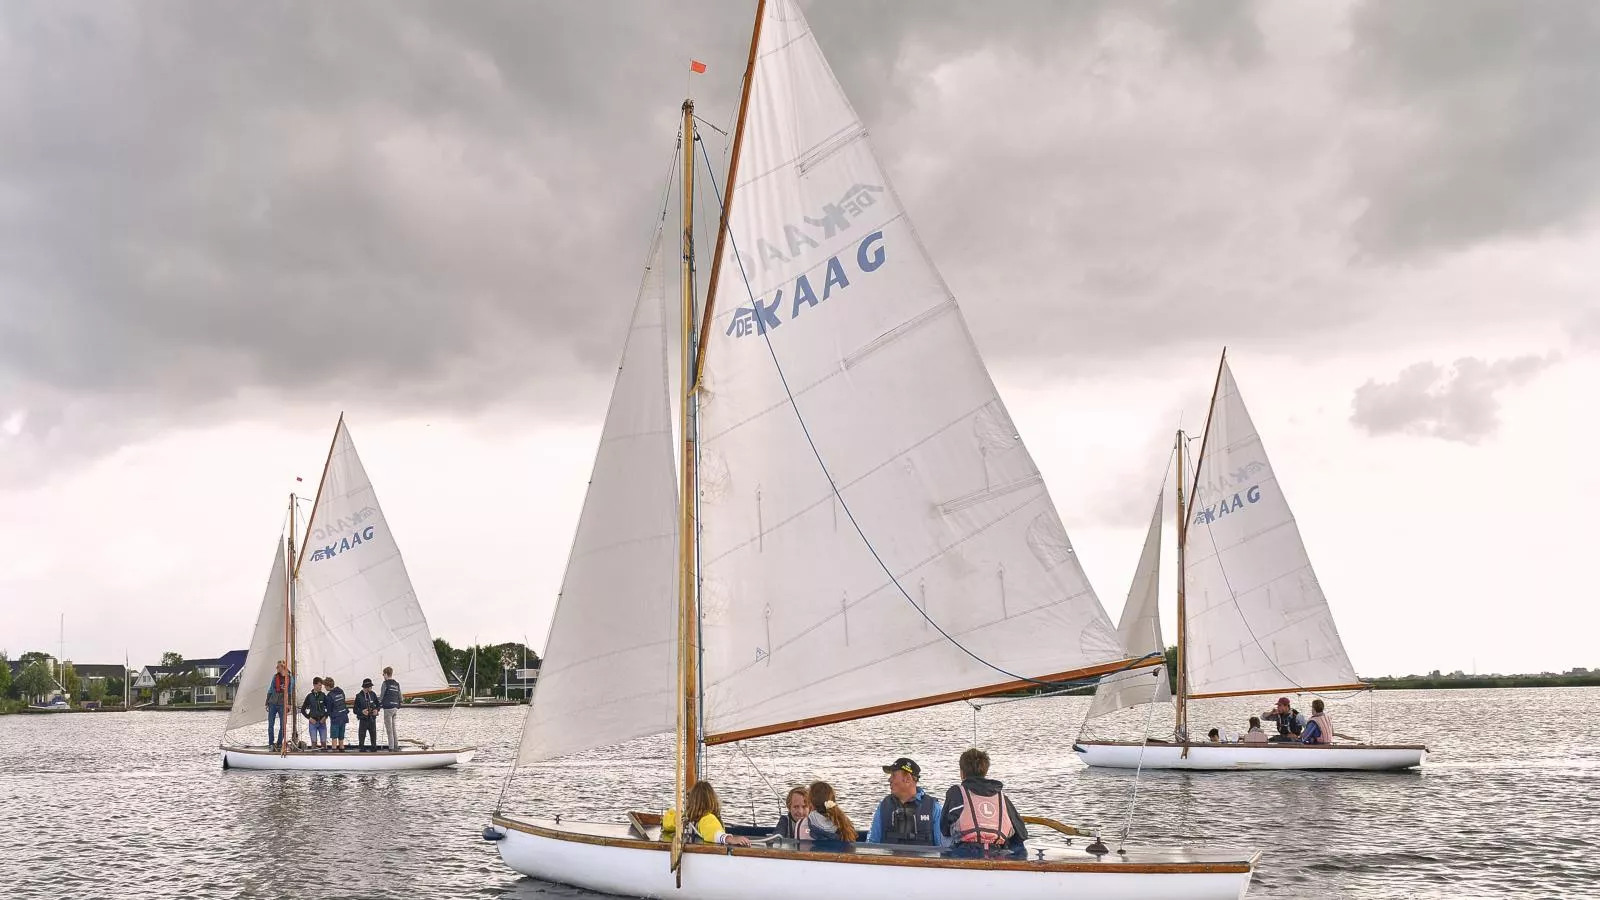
{"left": 662, "top": 808, "right": 729, "bottom": 844}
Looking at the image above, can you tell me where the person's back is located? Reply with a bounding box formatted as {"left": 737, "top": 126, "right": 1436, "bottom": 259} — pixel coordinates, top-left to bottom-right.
{"left": 941, "top": 748, "right": 1027, "bottom": 854}
{"left": 1242, "top": 716, "right": 1269, "bottom": 744}
{"left": 1301, "top": 699, "right": 1333, "bottom": 745}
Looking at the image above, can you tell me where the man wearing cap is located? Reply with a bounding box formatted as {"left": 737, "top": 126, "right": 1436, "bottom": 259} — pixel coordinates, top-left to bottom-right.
{"left": 353, "top": 678, "right": 382, "bottom": 752}
{"left": 865, "top": 757, "right": 943, "bottom": 846}
{"left": 1262, "top": 697, "right": 1304, "bottom": 743}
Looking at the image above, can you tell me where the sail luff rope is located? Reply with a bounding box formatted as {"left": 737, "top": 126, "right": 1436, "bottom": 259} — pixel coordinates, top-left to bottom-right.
{"left": 494, "top": 137, "right": 685, "bottom": 815}
{"left": 696, "top": 148, "right": 1158, "bottom": 692}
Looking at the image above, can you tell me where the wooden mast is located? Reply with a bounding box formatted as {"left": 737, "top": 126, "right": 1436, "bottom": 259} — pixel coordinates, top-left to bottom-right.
{"left": 1173, "top": 430, "right": 1189, "bottom": 744}
{"left": 691, "top": 0, "right": 766, "bottom": 388}
{"left": 673, "top": 97, "right": 701, "bottom": 873}
{"left": 1180, "top": 349, "right": 1229, "bottom": 745}
{"left": 282, "top": 492, "right": 297, "bottom": 755}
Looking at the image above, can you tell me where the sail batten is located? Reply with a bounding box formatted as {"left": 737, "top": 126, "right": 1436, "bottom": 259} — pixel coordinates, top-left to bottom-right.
{"left": 695, "top": 0, "right": 1126, "bottom": 741}
{"left": 515, "top": 229, "right": 679, "bottom": 764}
{"left": 1182, "top": 359, "right": 1360, "bottom": 698}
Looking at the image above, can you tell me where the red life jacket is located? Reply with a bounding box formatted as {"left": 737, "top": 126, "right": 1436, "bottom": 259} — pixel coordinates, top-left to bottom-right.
{"left": 952, "top": 786, "right": 1015, "bottom": 848}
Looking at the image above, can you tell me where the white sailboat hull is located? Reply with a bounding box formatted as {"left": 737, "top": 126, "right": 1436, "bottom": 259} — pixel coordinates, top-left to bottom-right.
{"left": 1074, "top": 741, "right": 1425, "bottom": 771}
{"left": 488, "top": 816, "right": 1255, "bottom": 900}
{"left": 221, "top": 746, "right": 475, "bottom": 771}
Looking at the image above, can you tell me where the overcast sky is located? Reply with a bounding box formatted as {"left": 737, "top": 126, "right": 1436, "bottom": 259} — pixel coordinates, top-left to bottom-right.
{"left": 2, "top": 1, "right": 1594, "bottom": 678}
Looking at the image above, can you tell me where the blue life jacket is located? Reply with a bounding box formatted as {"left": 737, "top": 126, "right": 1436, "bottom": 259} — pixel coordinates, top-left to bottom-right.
{"left": 325, "top": 687, "right": 350, "bottom": 723}
{"left": 874, "top": 792, "right": 939, "bottom": 845}
{"left": 380, "top": 678, "right": 402, "bottom": 709}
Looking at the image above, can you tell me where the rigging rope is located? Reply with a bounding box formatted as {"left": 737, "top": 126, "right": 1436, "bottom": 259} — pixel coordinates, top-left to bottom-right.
{"left": 695, "top": 143, "right": 1158, "bottom": 691}
{"left": 1116, "top": 669, "right": 1162, "bottom": 851}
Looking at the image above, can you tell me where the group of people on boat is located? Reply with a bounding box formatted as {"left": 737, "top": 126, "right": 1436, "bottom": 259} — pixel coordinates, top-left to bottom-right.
{"left": 666, "top": 748, "right": 1030, "bottom": 856}
{"left": 264, "top": 659, "right": 405, "bottom": 752}
{"left": 1203, "top": 697, "right": 1334, "bottom": 745}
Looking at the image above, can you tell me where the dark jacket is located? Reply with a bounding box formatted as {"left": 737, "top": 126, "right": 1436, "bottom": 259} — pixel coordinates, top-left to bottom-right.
{"left": 941, "top": 777, "right": 1028, "bottom": 851}
{"left": 325, "top": 687, "right": 350, "bottom": 724}
{"left": 265, "top": 673, "right": 293, "bottom": 710}
{"left": 301, "top": 689, "right": 329, "bottom": 721}
{"left": 380, "top": 678, "right": 402, "bottom": 709}
{"left": 353, "top": 689, "right": 381, "bottom": 719}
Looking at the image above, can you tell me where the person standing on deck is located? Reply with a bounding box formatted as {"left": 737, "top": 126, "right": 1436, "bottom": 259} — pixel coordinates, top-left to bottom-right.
{"left": 301, "top": 677, "right": 329, "bottom": 749}
{"left": 324, "top": 676, "right": 350, "bottom": 752}
{"left": 265, "top": 660, "right": 291, "bottom": 750}
{"left": 379, "top": 667, "right": 402, "bottom": 751}
{"left": 866, "top": 757, "right": 943, "bottom": 846}
{"left": 1300, "top": 698, "right": 1334, "bottom": 744}
{"left": 353, "top": 678, "right": 381, "bottom": 752}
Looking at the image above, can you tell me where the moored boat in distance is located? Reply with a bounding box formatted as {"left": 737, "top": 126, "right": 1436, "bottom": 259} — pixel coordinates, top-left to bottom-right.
{"left": 1075, "top": 352, "right": 1426, "bottom": 772}
{"left": 487, "top": 1, "right": 1258, "bottom": 896}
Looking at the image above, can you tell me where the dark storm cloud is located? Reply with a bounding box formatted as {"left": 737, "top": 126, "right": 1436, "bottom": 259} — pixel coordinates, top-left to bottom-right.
{"left": 1349, "top": 354, "right": 1556, "bottom": 443}
{"left": 0, "top": 0, "right": 1279, "bottom": 477}
{"left": 1347, "top": 1, "right": 1600, "bottom": 259}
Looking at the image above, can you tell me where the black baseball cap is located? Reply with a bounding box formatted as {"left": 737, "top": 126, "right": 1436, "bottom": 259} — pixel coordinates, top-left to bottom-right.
{"left": 882, "top": 757, "right": 920, "bottom": 779}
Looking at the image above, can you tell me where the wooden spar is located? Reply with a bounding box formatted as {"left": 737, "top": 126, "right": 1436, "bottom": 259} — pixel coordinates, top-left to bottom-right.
{"left": 282, "top": 494, "right": 297, "bottom": 756}
{"left": 703, "top": 655, "right": 1161, "bottom": 746}
{"left": 294, "top": 412, "right": 345, "bottom": 575}
{"left": 691, "top": 0, "right": 766, "bottom": 389}
{"left": 1173, "top": 429, "right": 1188, "bottom": 743}
{"left": 1188, "top": 683, "right": 1370, "bottom": 701}
{"left": 1179, "top": 349, "right": 1227, "bottom": 750}
{"left": 673, "top": 97, "right": 700, "bottom": 877}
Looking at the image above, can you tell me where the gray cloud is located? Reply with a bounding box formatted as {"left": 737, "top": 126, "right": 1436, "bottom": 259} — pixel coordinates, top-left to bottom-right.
{"left": 1349, "top": 354, "right": 1557, "bottom": 443}
{"left": 1346, "top": 1, "right": 1600, "bottom": 259}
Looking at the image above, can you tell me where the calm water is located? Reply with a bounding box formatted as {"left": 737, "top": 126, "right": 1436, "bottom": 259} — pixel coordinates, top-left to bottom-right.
{"left": 1, "top": 688, "right": 1596, "bottom": 899}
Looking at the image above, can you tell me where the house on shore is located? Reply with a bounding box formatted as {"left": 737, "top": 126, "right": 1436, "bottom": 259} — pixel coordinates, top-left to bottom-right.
{"left": 133, "top": 650, "right": 247, "bottom": 706}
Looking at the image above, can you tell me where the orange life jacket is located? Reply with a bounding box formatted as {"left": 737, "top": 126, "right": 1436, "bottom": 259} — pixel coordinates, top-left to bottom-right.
{"left": 951, "top": 786, "right": 1015, "bottom": 848}
{"left": 1307, "top": 713, "right": 1333, "bottom": 744}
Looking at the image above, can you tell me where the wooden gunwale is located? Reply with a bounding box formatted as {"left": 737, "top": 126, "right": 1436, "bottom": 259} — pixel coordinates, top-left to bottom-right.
{"left": 489, "top": 815, "right": 1257, "bottom": 875}
{"left": 1074, "top": 740, "right": 1427, "bottom": 751}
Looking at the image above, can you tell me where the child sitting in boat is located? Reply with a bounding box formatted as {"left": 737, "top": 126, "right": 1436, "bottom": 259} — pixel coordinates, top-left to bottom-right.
{"left": 941, "top": 748, "right": 1028, "bottom": 855}
{"left": 803, "top": 782, "right": 857, "bottom": 843}
{"left": 775, "top": 786, "right": 811, "bottom": 839}
{"left": 662, "top": 781, "right": 751, "bottom": 847}
{"left": 1242, "top": 717, "right": 1270, "bottom": 743}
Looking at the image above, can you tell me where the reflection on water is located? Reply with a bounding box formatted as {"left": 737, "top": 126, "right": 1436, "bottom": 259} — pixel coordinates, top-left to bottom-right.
{"left": 0, "top": 688, "right": 1596, "bottom": 899}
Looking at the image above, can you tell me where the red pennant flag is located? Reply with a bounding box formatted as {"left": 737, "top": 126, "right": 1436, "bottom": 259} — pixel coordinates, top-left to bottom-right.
{"left": 690, "top": 60, "right": 707, "bottom": 74}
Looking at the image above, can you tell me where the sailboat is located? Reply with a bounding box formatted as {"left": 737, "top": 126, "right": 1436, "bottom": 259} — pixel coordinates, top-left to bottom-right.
{"left": 219, "top": 416, "right": 476, "bottom": 771}
{"left": 1075, "top": 353, "right": 1427, "bottom": 771}
{"left": 484, "top": 2, "right": 1257, "bottom": 896}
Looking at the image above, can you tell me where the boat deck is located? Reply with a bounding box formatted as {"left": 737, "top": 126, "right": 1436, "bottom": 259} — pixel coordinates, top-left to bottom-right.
{"left": 494, "top": 815, "right": 1258, "bottom": 872}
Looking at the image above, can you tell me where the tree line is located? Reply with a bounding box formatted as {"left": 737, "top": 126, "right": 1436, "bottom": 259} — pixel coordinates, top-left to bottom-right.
{"left": 432, "top": 639, "right": 541, "bottom": 696}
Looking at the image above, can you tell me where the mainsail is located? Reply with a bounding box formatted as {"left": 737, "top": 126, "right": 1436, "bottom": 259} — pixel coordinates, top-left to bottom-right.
{"left": 695, "top": 0, "right": 1128, "bottom": 744}
{"left": 1182, "top": 358, "right": 1360, "bottom": 698}
{"left": 516, "top": 231, "right": 680, "bottom": 764}
{"left": 292, "top": 419, "right": 450, "bottom": 697}
{"left": 224, "top": 537, "right": 290, "bottom": 732}
{"left": 1087, "top": 491, "right": 1171, "bottom": 717}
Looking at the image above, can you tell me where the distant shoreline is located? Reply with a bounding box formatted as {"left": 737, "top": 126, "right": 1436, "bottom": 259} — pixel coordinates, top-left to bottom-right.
{"left": 1367, "top": 674, "right": 1600, "bottom": 690}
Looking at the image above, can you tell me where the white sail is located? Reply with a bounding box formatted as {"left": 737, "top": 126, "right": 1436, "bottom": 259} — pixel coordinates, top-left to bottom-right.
{"left": 1182, "top": 358, "right": 1360, "bottom": 698}
{"left": 517, "top": 230, "right": 680, "bottom": 764}
{"left": 1087, "top": 491, "right": 1171, "bottom": 718}
{"left": 695, "top": 0, "right": 1126, "bottom": 743}
{"left": 224, "top": 536, "right": 290, "bottom": 732}
{"left": 293, "top": 420, "right": 450, "bottom": 697}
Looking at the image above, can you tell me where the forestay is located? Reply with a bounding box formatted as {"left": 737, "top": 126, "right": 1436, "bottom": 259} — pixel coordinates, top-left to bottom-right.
{"left": 1087, "top": 492, "right": 1171, "bottom": 718}
{"left": 1182, "top": 359, "right": 1359, "bottom": 698}
{"left": 696, "top": 0, "right": 1126, "bottom": 743}
{"left": 224, "top": 537, "right": 290, "bottom": 733}
{"left": 517, "top": 231, "right": 680, "bottom": 764}
{"left": 293, "top": 420, "right": 449, "bottom": 697}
